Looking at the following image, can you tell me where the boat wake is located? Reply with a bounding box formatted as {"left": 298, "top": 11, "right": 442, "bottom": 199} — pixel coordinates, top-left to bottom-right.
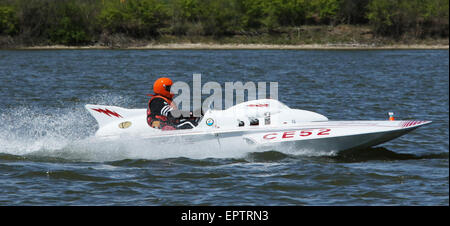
{"left": 0, "top": 106, "right": 92, "bottom": 155}
{"left": 0, "top": 105, "right": 331, "bottom": 162}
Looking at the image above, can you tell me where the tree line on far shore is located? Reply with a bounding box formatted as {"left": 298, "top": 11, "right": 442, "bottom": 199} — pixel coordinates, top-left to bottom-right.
{"left": 0, "top": 0, "right": 448, "bottom": 45}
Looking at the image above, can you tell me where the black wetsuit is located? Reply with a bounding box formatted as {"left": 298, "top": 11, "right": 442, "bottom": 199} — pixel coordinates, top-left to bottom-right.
{"left": 148, "top": 97, "right": 198, "bottom": 130}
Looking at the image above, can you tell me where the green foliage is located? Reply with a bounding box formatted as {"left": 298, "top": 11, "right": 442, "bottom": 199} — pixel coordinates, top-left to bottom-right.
{"left": 200, "top": 0, "right": 246, "bottom": 35}
{"left": 98, "top": 0, "right": 168, "bottom": 37}
{"left": 0, "top": 5, "right": 18, "bottom": 35}
{"left": 167, "top": 0, "right": 204, "bottom": 35}
{"left": 170, "top": 0, "right": 203, "bottom": 23}
{"left": 264, "top": 0, "right": 309, "bottom": 28}
{"left": 337, "top": 0, "right": 370, "bottom": 24}
{"left": 8, "top": 0, "right": 97, "bottom": 45}
{"left": 240, "top": 0, "right": 266, "bottom": 29}
{"left": 366, "top": 0, "right": 398, "bottom": 35}
{"left": 47, "top": 1, "right": 91, "bottom": 45}
{"left": 367, "top": 0, "right": 449, "bottom": 37}
{"left": 308, "top": 0, "right": 340, "bottom": 24}
{"left": 0, "top": 0, "right": 448, "bottom": 45}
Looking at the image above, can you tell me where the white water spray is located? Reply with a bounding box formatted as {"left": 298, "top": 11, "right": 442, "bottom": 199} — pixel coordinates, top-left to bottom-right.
{"left": 0, "top": 98, "right": 335, "bottom": 162}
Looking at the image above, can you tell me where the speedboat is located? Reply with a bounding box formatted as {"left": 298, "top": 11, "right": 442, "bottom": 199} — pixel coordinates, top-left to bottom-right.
{"left": 85, "top": 99, "right": 431, "bottom": 154}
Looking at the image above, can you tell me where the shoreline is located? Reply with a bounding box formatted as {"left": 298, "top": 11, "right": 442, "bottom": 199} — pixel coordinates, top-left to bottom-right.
{"left": 5, "top": 43, "right": 449, "bottom": 50}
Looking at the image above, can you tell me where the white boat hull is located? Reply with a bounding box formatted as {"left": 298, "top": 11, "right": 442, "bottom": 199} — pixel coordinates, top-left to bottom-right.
{"left": 249, "top": 126, "right": 420, "bottom": 153}
{"left": 85, "top": 99, "right": 431, "bottom": 155}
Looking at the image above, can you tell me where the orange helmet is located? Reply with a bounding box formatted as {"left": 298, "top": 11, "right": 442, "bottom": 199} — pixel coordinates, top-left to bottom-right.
{"left": 153, "top": 77, "right": 174, "bottom": 99}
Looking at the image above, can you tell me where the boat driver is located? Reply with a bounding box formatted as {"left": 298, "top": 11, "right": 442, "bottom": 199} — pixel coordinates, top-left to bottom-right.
{"left": 147, "top": 77, "right": 199, "bottom": 130}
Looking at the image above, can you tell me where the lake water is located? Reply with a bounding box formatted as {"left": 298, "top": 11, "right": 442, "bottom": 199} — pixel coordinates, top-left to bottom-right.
{"left": 0, "top": 49, "right": 448, "bottom": 205}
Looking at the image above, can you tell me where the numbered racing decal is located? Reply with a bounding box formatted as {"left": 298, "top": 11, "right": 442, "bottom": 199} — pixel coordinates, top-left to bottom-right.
{"left": 263, "top": 128, "right": 332, "bottom": 140}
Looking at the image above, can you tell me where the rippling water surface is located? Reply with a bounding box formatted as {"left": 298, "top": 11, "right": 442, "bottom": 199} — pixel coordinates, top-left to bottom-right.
{"left": 0, "top": 50, "right": 448, "bottom": 205}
